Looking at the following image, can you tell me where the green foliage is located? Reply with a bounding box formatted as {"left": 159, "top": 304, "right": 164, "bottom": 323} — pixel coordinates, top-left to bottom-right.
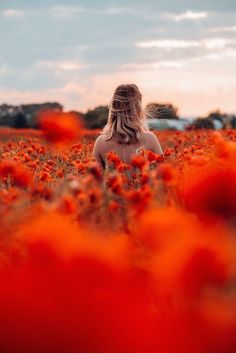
{"left": 83, "top": 105, "right": 109, "bottom": 129}
{"left": 191, "top": 117, "right": 215, "bottom": 130}
{"left": 0, "top": 103, "right": 63, "bottom": 129}
{"left": 145, "top": 103, "right": 179, "bottom": 120}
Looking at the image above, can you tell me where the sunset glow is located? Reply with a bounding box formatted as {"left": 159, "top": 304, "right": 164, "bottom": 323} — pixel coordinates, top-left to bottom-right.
{"left": 0, "top": 0, "right": 235, "bottom": 116}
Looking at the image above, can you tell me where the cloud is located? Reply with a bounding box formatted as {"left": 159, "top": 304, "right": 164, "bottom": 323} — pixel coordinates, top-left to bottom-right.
{"left": 1, "top": 2, "right": 235, "bottom": 116}
{"left": 51, "top": 6, "right": 83, "bottom": 18}
{"left": 209, "top": 26, "right": 236, "bottom": 33}
{"left": 0, "top": 58, "right": 10, "bottom": 75}
{"left": 136, "top": 39, "right": 201, "bottom": 49}
{"left": 203, "top": 38, "right": 236, "bottom": 49}
{"left": 1, "top": 61, "right": 236, "bottom": 116}
{"left": 50, "top": 5, "right": 142, "bottom": 18}
{"left": 1, "top": 9, "right": 25, "bottom": 19}
{"left": 2, "top": 5, "right": 134, "bottom": 21}
{"left": 197, "top": 50, "right": 236, "bottom": 60}
{"left": 37, "top": 60, "right": 88, "bottom": 72}
{"left": 121, "top": 60, "right": 185, "bottom": 70}
{"left": 0, "top": 84, "right": 86, "bottom": 111}
{"left": 69, "top": 67, "right": 236, "bottom": 115}
{"left": 136, "top": 38, "right": 236, "bottom": 50}
{"left": 103, "top": 7, "right": 140, "bottom": 15}
{"left": 166, "top": 11, "right": 209, "bottom": 21}
{"left": 120, "top": 48, "right": 236, "bottom": 73}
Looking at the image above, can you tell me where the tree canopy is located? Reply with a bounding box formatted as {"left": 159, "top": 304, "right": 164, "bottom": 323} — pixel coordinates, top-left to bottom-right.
{"left": 145, "top": 103, "right": 179, "bottom": 120}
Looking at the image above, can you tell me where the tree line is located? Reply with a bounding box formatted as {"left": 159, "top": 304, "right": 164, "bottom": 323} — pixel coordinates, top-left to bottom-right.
{"left": 0, "top": 102, "right": 235, "bottom": 130}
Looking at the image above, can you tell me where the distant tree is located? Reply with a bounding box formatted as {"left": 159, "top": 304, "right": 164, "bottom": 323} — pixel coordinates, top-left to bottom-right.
{"left": 231, "top": 116, "right": 236, "bottom": 129}
{"left": 145, "top": 103, "right": 179, "bottom": 120}
{"left": 68, "top": 111, "right": 84, "bottom": 119}
{"left": 207, "top": 109, "right": 223, "bottom": 120}
{"left": 207, "top": 109, "right": 225, "bottom": 125}
{"left": 207, "top": 109, "right": 235, "bottom": 129}
{"left": 83, "top": 105, "right": 109, "bottom": 129}
{"left": 66, "top": 111, "right": 84, "bottom": 128}
{"left": 191, "top": 117, "right": 215, "bottom": 130}
{"left": 13, "top": 112, "right": 28, "bottom": 129}
{"left": 23, "top": 103, "right": 63, "bottom": 128}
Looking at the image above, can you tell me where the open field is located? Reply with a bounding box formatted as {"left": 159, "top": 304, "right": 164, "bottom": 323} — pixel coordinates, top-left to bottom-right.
{"left": 0, "top": 125, "right": 236, "bottom": 353}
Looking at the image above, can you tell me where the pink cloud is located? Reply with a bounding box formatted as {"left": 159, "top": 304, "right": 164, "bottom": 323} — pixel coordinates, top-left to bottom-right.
{"left": 1, "top": 60, "right": 236, "bottom": 117}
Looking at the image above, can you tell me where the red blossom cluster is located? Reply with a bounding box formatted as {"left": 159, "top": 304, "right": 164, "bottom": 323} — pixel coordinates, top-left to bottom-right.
{"left": 39, "top": 111, "right": 82, "bottom": 144}
{"left": 0, "top": 127, "right": 236, "bottom": 353}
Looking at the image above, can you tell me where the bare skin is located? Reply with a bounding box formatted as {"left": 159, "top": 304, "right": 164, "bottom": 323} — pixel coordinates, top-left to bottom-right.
{"left": 93, "top": 131, "right": 163, "bottom": 169}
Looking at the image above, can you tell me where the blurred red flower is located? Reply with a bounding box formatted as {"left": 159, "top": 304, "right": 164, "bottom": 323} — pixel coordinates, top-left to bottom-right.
{"left": 182, "top": 167, "right": 236, "bottom": 221}
{"left": 39, "top": 111, "right": 82, "bottom": 144}
{"left": 0, "top": 159, "right": 33, "bottom": 188}
{"left": 157, "top": 163, "right": 175, "bottom": 183}
{"left": 106, "top": 152, "right": 121, "bottom": 167}
{"left": 131, "top": 155, "right": 146, "bottom": 169}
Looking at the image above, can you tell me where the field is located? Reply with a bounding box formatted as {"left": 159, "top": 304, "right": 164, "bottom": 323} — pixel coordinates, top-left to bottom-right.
{"left": 0, "top": 115, "right": 236, "bottom": 353}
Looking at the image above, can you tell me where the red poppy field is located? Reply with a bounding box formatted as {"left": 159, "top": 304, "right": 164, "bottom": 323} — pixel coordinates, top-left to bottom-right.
{"left": 0, "top": 114, "right": 236, "bottom": 353}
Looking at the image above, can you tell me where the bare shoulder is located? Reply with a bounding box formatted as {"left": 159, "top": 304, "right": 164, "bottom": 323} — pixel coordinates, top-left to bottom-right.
{"left": 93, "top": 134, "right": 111, "bottom": 157}
{"left": 141, "top": 131, "right": 159, "bottom": 142}
{"left": 94, "top": 134, "right": 111, "bottom": 150}
{"left": 141, "top": 131, "right": 163, "bottom": 154}
{"left": 94, "top": 134, "right": 107, "bottom": 144}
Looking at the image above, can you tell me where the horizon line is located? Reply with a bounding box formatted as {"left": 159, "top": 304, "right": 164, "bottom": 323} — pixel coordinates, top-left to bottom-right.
{"left": 0, "top": 101, "right": 235, "bottom": 119}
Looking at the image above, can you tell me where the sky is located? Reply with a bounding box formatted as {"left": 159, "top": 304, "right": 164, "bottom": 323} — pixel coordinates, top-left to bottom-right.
{"left": 0, "top": 0, "right": 236, "bottom": 117}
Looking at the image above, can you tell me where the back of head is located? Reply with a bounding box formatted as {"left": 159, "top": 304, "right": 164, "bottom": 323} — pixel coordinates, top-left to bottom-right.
{"left": 103, "top": 83, "right": 148, "bottom": 144}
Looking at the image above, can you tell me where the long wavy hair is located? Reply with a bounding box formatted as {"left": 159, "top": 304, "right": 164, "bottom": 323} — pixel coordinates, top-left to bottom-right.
{"left": 102, "top": 84, "right": 148, "bottom": 144}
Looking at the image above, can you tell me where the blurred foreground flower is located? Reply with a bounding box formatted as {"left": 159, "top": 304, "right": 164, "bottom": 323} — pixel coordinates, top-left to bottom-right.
{"left": 39, "top": 111, "right": 82, "bottom": 144}
{"left": 0, "top": 159, "right": 33, "bottom": 188}
{"left": 182, "top": 166, "right": 236, "bottom": 222}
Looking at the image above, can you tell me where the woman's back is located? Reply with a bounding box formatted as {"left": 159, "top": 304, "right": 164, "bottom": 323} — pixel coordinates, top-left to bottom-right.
{"left": 93, "top": 131, "right": 163, "bottom": 168}
{"left": 92, "top": 83, "right": 163, "bottom": 169}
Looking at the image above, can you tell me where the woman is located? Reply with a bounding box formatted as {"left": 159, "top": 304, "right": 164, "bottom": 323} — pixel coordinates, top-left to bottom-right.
{"left": 93, "top": 83, "right": 163, "bottom": 169}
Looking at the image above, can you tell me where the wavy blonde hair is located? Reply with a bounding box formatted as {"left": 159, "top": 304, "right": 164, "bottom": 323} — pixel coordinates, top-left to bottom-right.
{"left": 102, "top": 83, "right": 148, "bottom": 144}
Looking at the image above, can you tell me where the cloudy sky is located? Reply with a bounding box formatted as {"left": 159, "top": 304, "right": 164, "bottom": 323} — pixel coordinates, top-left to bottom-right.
{"left": 0, "top": 0, "right": 236, "bottom": 116}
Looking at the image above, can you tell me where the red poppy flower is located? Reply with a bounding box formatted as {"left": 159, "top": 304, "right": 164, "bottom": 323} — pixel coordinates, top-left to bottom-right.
{"left": 39, "top": 111, "right": 82, "bottom": 144}
{"left": 106, "top": 152, "right": 121, "bottom": 167}
{"left": 182, "top": 167, "right": 236, "bottom": 221}
{"left": 0, "top": 159, "right": 33, "bottom": 188}
{"left": 131, "top": 155, "right": 146, "bottom": 169}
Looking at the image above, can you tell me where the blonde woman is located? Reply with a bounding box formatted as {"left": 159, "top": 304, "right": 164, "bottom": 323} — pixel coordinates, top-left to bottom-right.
{"left": 93, "top": 83, "right": 163, "bottom": 169}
